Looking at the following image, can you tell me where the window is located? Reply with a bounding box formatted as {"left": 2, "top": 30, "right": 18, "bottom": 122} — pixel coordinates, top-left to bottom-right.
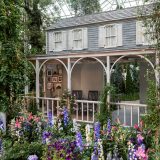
{"left": 99, "top": 24, "right": 122, "bottom": 48}
{"left": 54, "top": 32, "right": 62, "bottom": 50}
{"left": 136, "top": 21, "right": 154, "bottom": 45}
{"left": 105, "top": 25, "right": 117, "bottom": 47}
{"left": 68, "top": 28, "right": 87, "bottom": 50}
{"left": 73, "top": 29, "right": 82, "bottom": 49}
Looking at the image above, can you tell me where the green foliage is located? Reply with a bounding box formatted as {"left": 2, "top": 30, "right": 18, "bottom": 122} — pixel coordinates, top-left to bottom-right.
{"left": 2, "top": 140, "right": 44, "bottom": 160}
{"left": 97, "top": 85, "right": 114, "bottom": 126}
{"left": 60, "top": 90, "right": 76, "bottom": 115}
{"left": 111, "top": 64, "right": 125, "bottom": 94}
{"left": 0, "top": 0, "right": 29, "bottom": 123}
{"left": 68, "top": 0, "right": 101, "bottom": 16}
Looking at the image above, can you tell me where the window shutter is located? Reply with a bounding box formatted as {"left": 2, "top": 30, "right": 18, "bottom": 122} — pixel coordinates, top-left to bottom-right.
{"left": 62, "top": 31, "right": 67, "bottom": 50}
{"left": 68, "top": 30, "right": 73, "bottom": 50}
{"left": 99, "top": 26, "right": 105, "bottom": 47}
{"left": 117, "top": 24, "right": 123, "bottom": 46}
{"left": 48, "top": 32, "right": 54, "bottom": 51}
{"left": 83, "top": 28, "right": 88, "bottom": 49}
{"left": 136, "top": 21, "right": 143, "bottom": 45}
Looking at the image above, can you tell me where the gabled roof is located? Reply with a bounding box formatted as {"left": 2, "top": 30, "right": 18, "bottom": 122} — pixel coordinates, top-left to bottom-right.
{"left": 47, "top": 4, "right": 152, "bottom": 30}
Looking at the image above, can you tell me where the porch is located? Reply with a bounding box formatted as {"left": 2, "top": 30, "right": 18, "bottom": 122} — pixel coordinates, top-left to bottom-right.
{"left": 26, "top": 49, "right": 157, "bottom": 126}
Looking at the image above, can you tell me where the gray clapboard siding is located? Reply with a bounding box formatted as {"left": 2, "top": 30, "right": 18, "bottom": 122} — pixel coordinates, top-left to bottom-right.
{"left": 47, "top": 19, "right": 148, "bottom": 54}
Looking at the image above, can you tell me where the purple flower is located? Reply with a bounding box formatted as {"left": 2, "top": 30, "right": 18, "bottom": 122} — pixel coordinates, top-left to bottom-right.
{"left": 27, "top": 154, "right": 38, "bottom": 160}
{"left": 107, "top": 118, "right": 111, "bottom": 135}
{"left": 42, "top": 131, "right": 52, "bottom": 144}
{"left": 48, "top": 111, "right": 54, "bottom": 127}
{"left": 76, "top": 131, "right": 83, "bottom": 152}
{"left": 63, "top": 107, "right": 69, "bottom": 126}
{"left": 94, "top": 122, "right": 100, "bottom": 142}
{"left": 137, "top": 134, "right": 144, "bottom": 144}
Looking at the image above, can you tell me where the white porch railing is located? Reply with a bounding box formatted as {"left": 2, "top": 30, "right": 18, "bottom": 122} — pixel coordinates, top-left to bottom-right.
{"left": 24, "top": 96, "right": 147, "bottom": 126}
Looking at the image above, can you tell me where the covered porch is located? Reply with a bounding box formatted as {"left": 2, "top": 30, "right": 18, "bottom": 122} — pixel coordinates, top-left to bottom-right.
{"left": 26, "top": 49, "right": 156, "bottom": 126}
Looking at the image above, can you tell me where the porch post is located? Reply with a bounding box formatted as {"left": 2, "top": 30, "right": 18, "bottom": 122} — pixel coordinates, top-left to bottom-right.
{"left": 107, "top": 56, "right": 110, "bottom": 104}
{"left": 67, "top": 58, "right": 71, "bottom": 91}
{"left": 107, "top": 56, "right": 110, "bottom": 85}
{"left": 36, "top": 59, "right": 40, "bottom": 106}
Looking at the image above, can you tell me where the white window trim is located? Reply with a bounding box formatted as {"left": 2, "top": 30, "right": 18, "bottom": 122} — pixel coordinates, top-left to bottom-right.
{"left": 104, "top": 24, "right": 117, "bottom": 48}
{"left": 136, "top": 21, "right": 154, "bottom": 46}
{"left": 53, "top": 31, "right": 62, "bottom": 51}
{"left": 72, "top": 28, "right": 83, "bottom": 50}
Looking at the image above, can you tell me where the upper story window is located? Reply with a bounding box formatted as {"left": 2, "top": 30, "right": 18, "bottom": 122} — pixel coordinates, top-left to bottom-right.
{"left": 105, "top": 24, "right": 117, "bottom": 47}
{"left": 99, "top": 23, "right": 122, "bottom": 48}
{"left": 48, "top": 31, "right": 67, "bottom": 52}
{"left": 73, "top": 29, "right": 82, "bottom": 49}
{"left": 54, "top": 32, "right": 62, "bottom": 50}
{"left": 136, "top": 21, "right": 154, "bottom": 45}
{"left": 68, "top": 28, "right": 88, "bottom": 50}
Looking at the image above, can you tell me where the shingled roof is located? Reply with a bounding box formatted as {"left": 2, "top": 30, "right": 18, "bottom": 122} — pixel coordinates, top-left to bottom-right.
{"left": 47, "top": 4, "right": 152, "bottom": 30}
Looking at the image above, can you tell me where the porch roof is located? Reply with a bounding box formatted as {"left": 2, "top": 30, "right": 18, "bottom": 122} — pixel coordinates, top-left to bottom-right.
{"left": 28, "top": 48, "right": 155, "bottom": 60}
{"left": 47, "top": 4, "right": 152, "bottom": 30}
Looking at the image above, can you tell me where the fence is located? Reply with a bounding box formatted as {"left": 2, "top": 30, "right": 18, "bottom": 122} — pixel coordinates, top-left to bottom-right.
{"left": 24, "top": 96, "right": 147, "bottom": 126}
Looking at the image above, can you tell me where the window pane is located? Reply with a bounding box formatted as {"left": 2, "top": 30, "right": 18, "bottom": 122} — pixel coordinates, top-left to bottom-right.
{"left": 55, "top": 32, "right": 62, "bottom": 42}
{"left": 74, "top": 29, "right": 82, "bottom": 40}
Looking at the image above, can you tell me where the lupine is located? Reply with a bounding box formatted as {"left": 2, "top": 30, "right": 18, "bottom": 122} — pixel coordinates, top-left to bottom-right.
{"left": 85, "top": 124, "right": 92, "bottom": 145}
{"left": 94, "top": 122, "right": 100, "bottom": 142}
{"left": 27, "top": 154, "right": 38, "bottom": 160}
{"left": 107, "top": 118, "right": 111, "bottom": 135}
{"left": 128, "top": 140, "right": 137, "bottom": 160}
{"left": 76, "top": 131, "right": 83, "bottom": 152}
{"left": 98, "top": 139, "right": 104, "bottom": 160}
{"left": 48, "top": 111, "right": 54, "bottom": 127}
{"left": 63, "top": 107, "right": 69, "bottom": 126}
{"left": 72, "top": 119, "right": 78, "bottom": 132}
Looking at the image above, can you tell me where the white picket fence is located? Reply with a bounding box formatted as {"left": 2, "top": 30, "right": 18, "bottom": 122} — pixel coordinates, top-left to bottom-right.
{"left": 24, "top": 96, "right": 147, "bottom": 126}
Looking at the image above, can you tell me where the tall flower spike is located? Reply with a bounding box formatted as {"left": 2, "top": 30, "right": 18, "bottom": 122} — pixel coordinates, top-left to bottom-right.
{"left": 107, "top": 118, "right": 111, "bottom": 135}
{"left": 48, "top": 111, "right": 54, "bottom": 127}
{"left": 63, "top": 107, "right": 69, "bottom": 126}
{"left": 76, "top": 131, "right": 83, "bottom": 152}
{"left": 94, "top": 122, "right": 100, "bottom": 142}
{"left": 86, "top": 124, "right": 92, "bottom": 145}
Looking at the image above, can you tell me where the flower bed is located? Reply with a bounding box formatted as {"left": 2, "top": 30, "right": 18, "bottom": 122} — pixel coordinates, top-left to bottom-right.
{"left": 0, "top": 107, "right": 157, "bottom": 160}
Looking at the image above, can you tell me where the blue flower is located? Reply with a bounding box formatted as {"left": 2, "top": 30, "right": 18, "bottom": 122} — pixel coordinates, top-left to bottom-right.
{"left": 42, "top": 131, "right": 52, "bottom": 144}
{"left": 63, "top": 107, "right": 69, "bottom": 126}
{"left": 94, "top": 122, "right": 100, "bottom": 142}
{"left": 48, "top": 111, "right": 54, "bottom": 127}
{"left": 76, "top": 131, "right": 83, "bottom": 152}
{"left": 107, "top": 118, "right": 111, "bottom": 135}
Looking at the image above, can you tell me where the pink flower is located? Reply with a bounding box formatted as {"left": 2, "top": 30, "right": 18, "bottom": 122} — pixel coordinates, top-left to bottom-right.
{"left": 28, "top": 113, "right": 33, "bottom": 121}
{"left": 134, "top": 124, "right": 139, "bottom": 129}
{"left": 33, "top": 116, "right": 40, "bottom": 122}
{"left": 15, "top": 119, "right": 21, "bottom": 128}
{"left": 137, "top": 134, "right": 144, "bottom": 141}
{"left": 135, "top": 147, "right": 148, "bottom": 160}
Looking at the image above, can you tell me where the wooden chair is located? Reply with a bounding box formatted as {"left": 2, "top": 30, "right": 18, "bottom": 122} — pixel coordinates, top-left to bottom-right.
{"left": 88, "top": 90, "right": 99, "bottom": 101}
{"left": 72, "top": 90, "right": 83, "bottom": 100}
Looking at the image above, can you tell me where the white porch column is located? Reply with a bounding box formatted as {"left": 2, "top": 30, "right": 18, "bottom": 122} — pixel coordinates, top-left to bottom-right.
{"left": 43, "top": 64, "right": 46, "bottom": 97}
{"left": 36, "top": 59, "right": 40, "bottom": 106}
{"left": 107, "top": 56, "right": 110, "bottom": 84}
{"left": 106, "top": 56, "right": 110, "bottom": 104}
{"left": 67, "top": 58, "right": 71, "bottom": 91}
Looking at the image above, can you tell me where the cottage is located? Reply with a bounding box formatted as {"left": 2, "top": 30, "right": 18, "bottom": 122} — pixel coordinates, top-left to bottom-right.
{"left": 27, "top": 4, "right": 157, "bottom": 126}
